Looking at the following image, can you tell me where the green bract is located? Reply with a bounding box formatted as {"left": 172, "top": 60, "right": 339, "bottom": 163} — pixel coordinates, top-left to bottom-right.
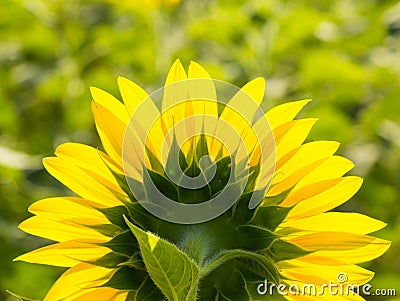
{"left": 93, "top": 141, "right": 308, "bottom": 301}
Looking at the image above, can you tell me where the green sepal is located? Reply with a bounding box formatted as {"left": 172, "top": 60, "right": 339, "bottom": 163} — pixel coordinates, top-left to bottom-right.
{"left": 262, "top": 189, "right": 291, "bottom": 206}
{"left": 230, "top": 192, "right": 256, "bottom": 225}
{"left": 146, "top": 169, "right": 178, "bottom": 201}
{"left": 214, "top": 145, "right": 225, "bottom": 161}
{"left": 87, "top": 223, "right": 123, "bottom": 237}
{"left": 243, "top": 163, "right": 261, "bottom": 193}
{"left": 263, "top": 239, "right": 311, "bottom": 262}
{"left": 101, "top": 266, "right": 147, "bottom": 291}
{"left": 118, "top": 252, "right": 145, "bottom": 270}
{"left": 177, "top": 178, "right": 212, "bottom": 204}
{"left": 251, "top": 205, "right": 293, "bottom": 231}
{"left": 215, "top": 270, "right": 251, "bottom": 301}
{"left": 201, "top": 249, "right": 279, "bottom": 284}
{"left": 124, "top": 216, "right": 200, "bottom": 301}
{"left": 103, "top": 161, "right": 135, "bottom": 201}
{"left": 184, "top": 153, "right": 201, "bottom": 178}
{"left": 124, "top": 201, "right": 163, "bottom": 233}
{"left": 184, "top": 136, "right": 198, "bottom": 170}
{"left": 236, "top": 225, "right": 277, "bottom": 250}
{"left": 85, "top": 252, "right": 130, "bottom": 269}
{"left": 177, "top": 139, "right": 213, "bottom": 204}
{"left": 96, "top": 205, "right": 130, "bottom": 230}
{"left": 145, "top": 145, "right": 164, "bottom": 174}
{"left": 179, "top": 144, "right": 233, "bottom": 204}
{"left": 208, "top": 157, "right": 231, "bottom": 195}
{"left": 99, "top": 230, "right": 138, "bottom": 256}
{"left": 195, "top": 132, "right": 209, "bottom": 161}
{"left": 165, "top": 131, "right": 188, "bottom": 179}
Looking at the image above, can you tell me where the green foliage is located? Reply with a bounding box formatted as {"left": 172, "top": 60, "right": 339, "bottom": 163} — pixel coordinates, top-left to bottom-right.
{"left": 1, "top": 0, "right": 399, "bottom": 300}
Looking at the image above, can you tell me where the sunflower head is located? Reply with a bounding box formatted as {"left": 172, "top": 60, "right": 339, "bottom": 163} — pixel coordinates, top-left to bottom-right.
{"left": 15, "top": 60, "right": 390, "bottom": 301}
{"left": 121, "top": 74, "right": 275, "bottom": 225}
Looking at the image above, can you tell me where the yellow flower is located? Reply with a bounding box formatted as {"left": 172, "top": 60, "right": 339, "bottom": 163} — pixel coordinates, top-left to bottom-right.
{"left": 16, "top": 60, "right": 390, "bottom": 301}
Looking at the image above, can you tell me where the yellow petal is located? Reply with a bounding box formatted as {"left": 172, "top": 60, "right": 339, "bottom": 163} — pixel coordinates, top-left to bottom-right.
{"left": 188, "top": 61, "right": 212, "bottom": 79}
{"left": 158, "top": 62, "right": 218, "bottom": 159}
{"left": 44, "top": 263, "right": 114, "bottom": 301}
{"left": 279, "top": 260, "right": 374, "bottom": 286}
{"left": 90, "top": 86, "right": 129, "bottom": 125}
{"left": 285, "top": 177, "right": 363, "bottom": 219}
{"left": 284, "top": 281, "right": 366, "bottom": 301}
{"left": 92, "top": 101, "right": 125, "bottom": 164}
{"left": 122, "top": 94, "right": 167, "bottom": 167}
{"left": 14, "top": 241, "right": 109, "bottom": 267}
{"left": 292, "top": 155, "right": 355, "bottom": 191}
{"left": 165, "top": 58, "right": 187, "bottom": 85}
{"left": 268, "top": 141, "right": 340, "bottom": 196}
{"left": 19, "top": 216, "right": 109, "bottom": 242}
{"left": 266, "top": 99, "right": 311, "bottom": 129}
{"left": 162, "top": 59, "right": 188, "bottom": 130}
{"left": 28, "top": 197, "right": 109, "bottom": 225}
{"left": 281, "top": 178, "right": 344, "bottom": 207}
{"left": 217, "top": 105, "right": 253, "bottom": 148}
{"left": 188, "top": 61, "right": 218, "bottom": 107}
{"left": 216, "top": 78, "right": 266, "bottom": 161}
{"left": 238, "top": 77, "right": 266, "bottom": 105}
{"left": 117, "top": 76, "right": 150, "bottom": 117}
{"left": 287, "top": 232, "right": 391, "bottom": 265}
{"left": 122, "top": 125, "right": 148, "bottom": 178}
{"left": 273, "top": 119, "right": 315, "bottom": 145}
{"left": 274, "top": 118, "right": 317, "bottom": 161}
{"left": 67, "top": 288, "right": 128, "bottom": 301}
{"left": 55, "top": 142, "right": 124, "bottom": 183}
{"left": 221, "top": 77, "right": 265, "bottom": 124}
{"left": 281, "top": 212, "right": 386, "bottom": 235}
{"left": 43, "top": 157, "right": 123, "bottom": 207}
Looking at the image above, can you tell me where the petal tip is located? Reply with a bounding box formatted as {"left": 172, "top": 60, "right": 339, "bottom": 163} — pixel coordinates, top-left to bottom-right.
{"left": 166, "top": 59, "right": 187, "bottom": 84}
{"left": 89, "top": 86, "right": 100, "bottom": 95}
{"left": 172, "top": 58, "right": 182, "bottom": 65}
{"left": 116, "top": 76, "right": 128, "bottom": 85}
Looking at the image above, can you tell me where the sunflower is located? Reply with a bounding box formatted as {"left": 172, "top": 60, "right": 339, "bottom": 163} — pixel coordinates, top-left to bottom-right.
{"left": 16, "top": 60, "right": 390, "bottom": 301}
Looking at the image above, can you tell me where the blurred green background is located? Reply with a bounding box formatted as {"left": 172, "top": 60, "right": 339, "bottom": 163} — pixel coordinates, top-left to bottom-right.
{"left": 0, "top": 0, "right": 399, "bottom": 300}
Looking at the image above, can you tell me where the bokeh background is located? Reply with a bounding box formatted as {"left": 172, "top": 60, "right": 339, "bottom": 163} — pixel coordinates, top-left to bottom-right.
{"left": 0, "top": 0, "right": 399, "bottom": 300}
